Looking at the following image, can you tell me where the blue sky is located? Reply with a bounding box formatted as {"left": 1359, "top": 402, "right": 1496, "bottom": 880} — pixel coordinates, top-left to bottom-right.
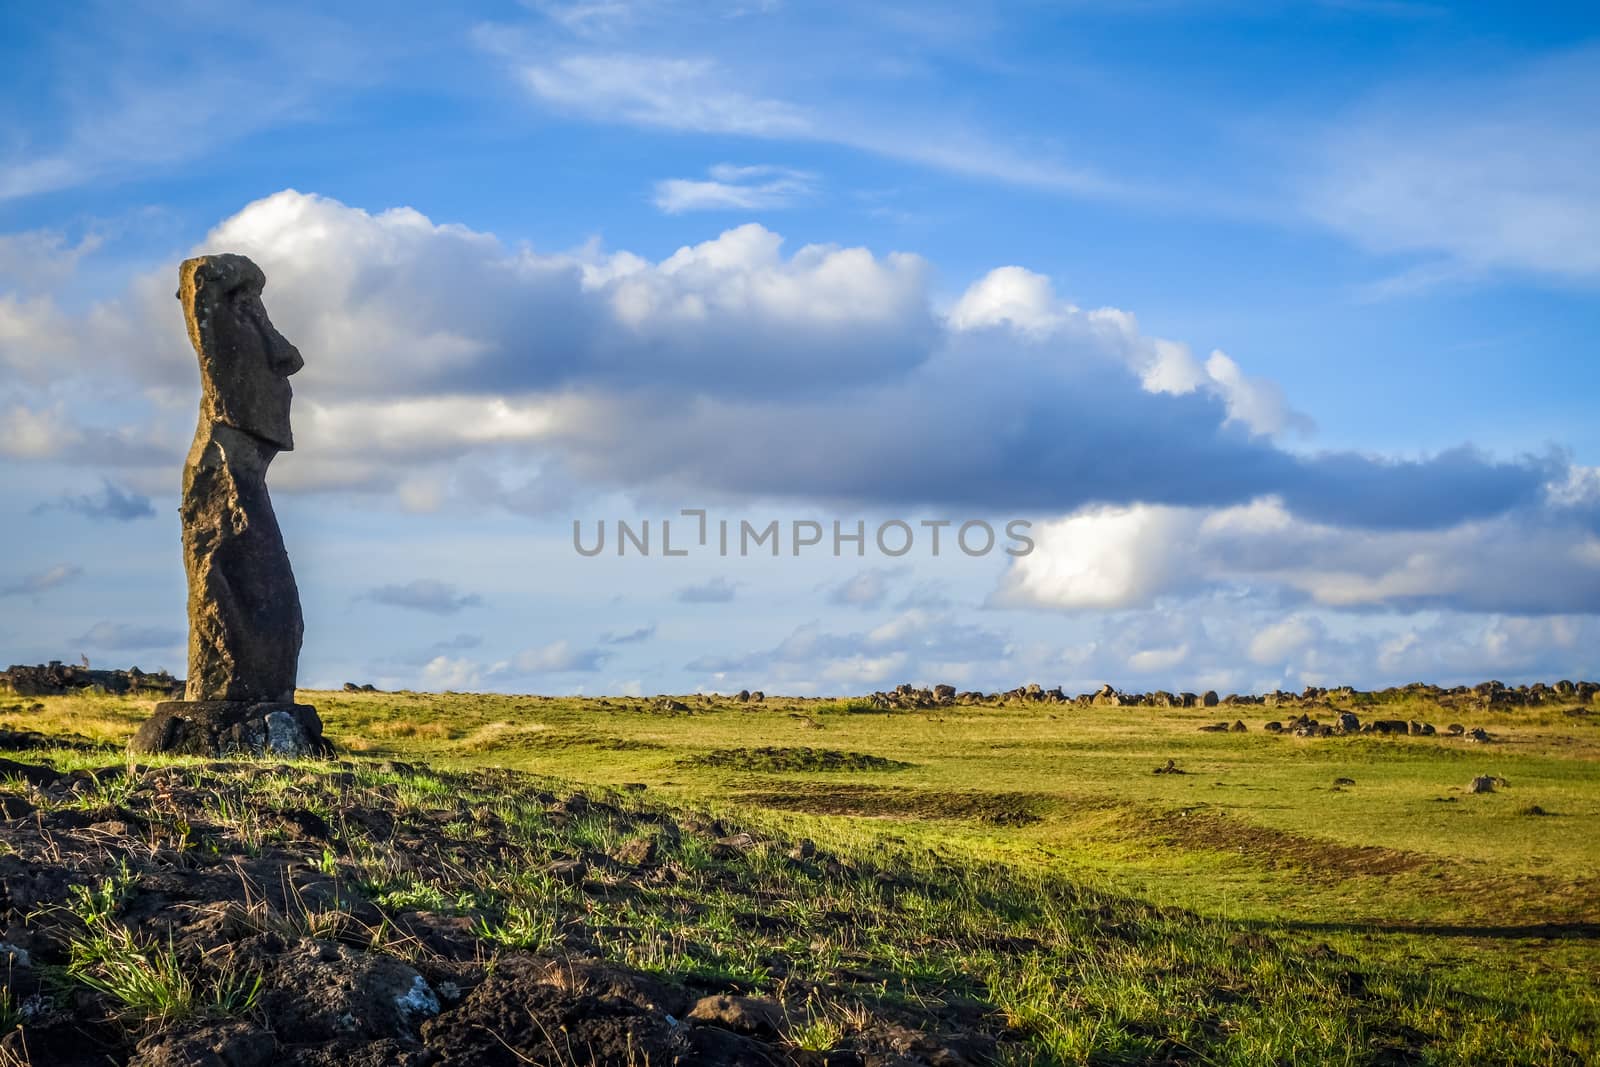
{"left": 3, "top": 0, "right": 1599, "bottom": 695}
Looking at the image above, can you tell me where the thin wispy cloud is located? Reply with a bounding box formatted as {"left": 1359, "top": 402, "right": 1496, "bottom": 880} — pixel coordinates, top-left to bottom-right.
{"left": 482, "top": 39, "right": 1129, "bottom": 201}
{"left": 515, "top": 53, "right": 811, "bottom": 136}
{"left": 0, "top": 6, "right": 367, "bottom": 203}
{"left": 35, "top": 480, "right": 156, "bottom": 522}
{"left": 603, "top": 623, "right": 657, "bottom": 644}
{"left": 515, "top": 639, "right": 610, "bottom": 672}
{"left": 1, "top": 564, "right": 83, "bottom": 598}
{"left": 653, "top": 163, "right": 816, "bottom": 213}
{"left": 363, "top": 579, "right": 484, "bottom": 615}
{"left": 1306, "top": 44, "right": 1600, "bottom": 283}
{"left": 676, "top": 577, "right": 739, "bottom": 603}
{"left": 827, "top": 566, "right": 907, "bottom": 609}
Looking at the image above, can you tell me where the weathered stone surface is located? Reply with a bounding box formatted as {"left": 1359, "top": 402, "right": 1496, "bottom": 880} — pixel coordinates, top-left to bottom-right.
{"left": 2, "top": 662, "right": 182, "bottom": 698}
{"left": 176, "top": 255, "right": 306, "bottom": 706}
{"left": 132, "top": 701, "right": 325, "bottom": 757}
{"left": 133, "top": 255, "right": 318, "bottom": 756}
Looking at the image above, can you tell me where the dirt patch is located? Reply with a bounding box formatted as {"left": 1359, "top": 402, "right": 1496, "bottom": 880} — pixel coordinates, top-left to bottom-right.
{"left": 683, "top": 746, "right": 912, "bottom": 773}
{"left": 736, "top": 783, "right": 1045, "bottom": 825}
{"left": 1141, "top": 808, "right": 1429, "bottom": 877}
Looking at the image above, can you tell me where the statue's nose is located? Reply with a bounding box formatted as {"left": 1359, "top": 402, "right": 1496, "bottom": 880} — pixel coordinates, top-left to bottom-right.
{"left": 246, "top": 299, "right": 304, "bottom": 375}
{"left": 267, "top": 323, "right": 305, "bottom": 376}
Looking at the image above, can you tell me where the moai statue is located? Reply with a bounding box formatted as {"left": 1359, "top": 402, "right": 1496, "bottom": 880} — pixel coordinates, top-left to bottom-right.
{"left": 132, "top": 255, "right": 326, "bottom": 756}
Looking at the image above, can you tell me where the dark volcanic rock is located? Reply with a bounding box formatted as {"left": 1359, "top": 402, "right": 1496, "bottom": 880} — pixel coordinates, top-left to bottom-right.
{"left": 132, "top": 255, "right": 321, "bottom": 757}
{"left": 2, "top": 662, "right": 182, "bottom": 698}
{"left": 133, "top": 700, "right": 325, "bottom": 758}
{"left": 176, "top": 255, "right": 305, "bottom": 706}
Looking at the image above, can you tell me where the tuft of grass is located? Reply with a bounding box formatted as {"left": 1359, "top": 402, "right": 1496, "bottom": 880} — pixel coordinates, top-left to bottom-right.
{"left": 474, "top": 902, "right": 560, "bottom": 952}
{"left": 66, "top": 925, "right": 260, "bottom": 1024}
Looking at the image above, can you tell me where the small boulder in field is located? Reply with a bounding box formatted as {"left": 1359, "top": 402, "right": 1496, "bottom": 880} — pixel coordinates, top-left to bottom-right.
{"left": 1333, "top": 777, "right": 1356, "bottom": 786}
{"left": 1153, "top": 759, "right": 1186, "bottom": 775}
{"left": 1468, "top": 775, "right": 1506, "bottom": 794}
{"left": 1264, "top": 721, "right": 1283, "bottom": 733}
{"left": 546, "top": 858, "right": 588, "bottom": 885}
{"left": 712, "top": 832, "right": 757, "bottom": 859}
{"left": 0, "top": 759, "right": 60, "bottom": 787}
{"left": 1447, "top": 723, "right": 1465, "bottom": 736}
{"left": 1335, "top": 711, "right": 1361, "bottom": 734}
{"left": 1197, "top": 722, "right": 1229, "bottom": 732}
{"left": 687, "top": 993, "right": 786, "bottom": 1039}
{"left": 1201, "top": 690, "right": 1219, "bottom": 707}
{"left": 1230, "top": 720, "right": 1247, "bottom": 732}
{"left": 612, "top": 837, "right": 658, "bottom": 867}
{"left": 0, "top": 795, "right": 35, "bottom": 819}
{"left": 1465, "top": 727, "right": 1493, "bottom": 743}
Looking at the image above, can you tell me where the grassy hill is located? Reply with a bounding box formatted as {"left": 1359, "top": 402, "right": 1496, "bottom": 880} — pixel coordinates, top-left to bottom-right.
{"left": 0, "top": 686, "right": 1594, "bottom": 1064}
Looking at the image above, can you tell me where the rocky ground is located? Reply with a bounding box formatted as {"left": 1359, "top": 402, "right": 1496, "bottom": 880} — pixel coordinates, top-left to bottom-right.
{"left": 0, "top": 751, "right": 1012, "bottom": 1066}
{"left": 2, "top": 683, "right": 1595, "bottom": 1065}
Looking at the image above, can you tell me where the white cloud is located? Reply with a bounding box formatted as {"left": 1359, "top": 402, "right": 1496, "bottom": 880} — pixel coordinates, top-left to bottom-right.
{"left": 421, "top": 655, "right": 486, "bottom": 691}
{"left": 0, "top": 403, "right": 83, "bottom": 459}
{"left": 828, "top": 566, "right": 904, "bottom": 608}
{"left": 948, "top": 266, "right": 1307, "bottom": 438}
{"left": 515, "top": 54, "right": 811, "bottom": 136}
{"left": 6, "top": 191, "right": 1565, "bottom": 542}
{"left": 1307, "top": 45, "right": 1600, "bottom": 281}
{"left": 676, "top": 576, "right": 738, "bottom": 603}
{"left": 476, "top": 23, "right": 1129, "bottom": 202}
{"left": 364, "top": 580, "right": 483, "bottom": 615}
{"left": 993, "top": 505, "right": 1194, "bottom": 611}
{"left": 1, "top": 564, "right": 83, "bottom": 598}
{"left": 0, "top": 230, "right": 102, "bottom": 292}
{"left": 947, "top": 266, "right": 1065, "bottom": 336}
{"left": 653, "top": 164, "right": 816, "bottom": 213}
{"left": 1128, "top": 643, "right": 1189, "bottom": 673}
{"left": 999, "top": 478, "right": 1600, "bottom": 617}
{"left": 687, "top": 609, "right": 1012, "bottom": 690}
{"left": 1248, "top": 616, "right": 1322, "bottom": 665}
{"left": 0, "top": 8, "right": 367, "bottom": 204}
{"left": 514, "top": 639, "right": 609, "bottom": 672}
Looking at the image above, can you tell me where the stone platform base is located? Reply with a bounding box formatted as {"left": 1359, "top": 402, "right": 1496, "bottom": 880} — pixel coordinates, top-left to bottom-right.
{"left": 131, "top": 700, "right": 327, "bottom": 757}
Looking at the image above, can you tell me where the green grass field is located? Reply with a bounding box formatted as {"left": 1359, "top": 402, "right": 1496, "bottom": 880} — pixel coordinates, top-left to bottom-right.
{"left": 5, "top": 686, "right": 1597, "bottom": 1064}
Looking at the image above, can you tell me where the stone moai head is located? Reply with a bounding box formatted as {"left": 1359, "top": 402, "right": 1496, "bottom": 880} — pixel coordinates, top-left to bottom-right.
{"left": 178, "top": 254, "right": 303, "bottom": 451}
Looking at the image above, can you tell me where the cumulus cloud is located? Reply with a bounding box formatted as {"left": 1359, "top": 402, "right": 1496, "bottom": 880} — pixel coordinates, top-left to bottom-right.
{"left": 37, "top": 480, "right": 156, "bottom": 522}
{"left": 420, "top": 655, "right": 486, "bottom": 691}
{"left": 603, "top": 623, "right": 656, "bottom": 644}
{"left": 676, "top": 577, "right": 738, "bottom": 603}
{"left": 654, "top": 163, "right": 816, "bottom": 213}
{"left": 998, "top": 477, "right": 1600, "bottom": 616}
{"left": 1, "top": 564, "right": 83, "bottom": 597}
{"left": 363, "top": 579, "right": 483, "bottom": 615}
{"left": 1248, "top": 615, "right": 1323, "bottom": 666}
{"left": 4, "top": 190, "right": 1575, "bottom": 550}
